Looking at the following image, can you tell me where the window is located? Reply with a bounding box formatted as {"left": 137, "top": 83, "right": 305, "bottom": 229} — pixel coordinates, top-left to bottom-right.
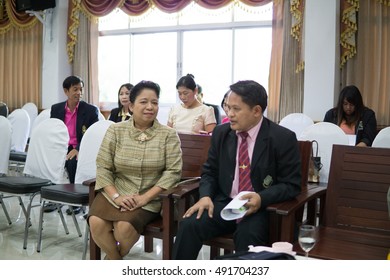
{"left": 98, "top": 2, "right": 272, "bottom": 118}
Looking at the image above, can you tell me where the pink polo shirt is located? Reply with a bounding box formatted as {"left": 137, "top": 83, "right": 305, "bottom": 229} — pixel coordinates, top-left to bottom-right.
{"left": 64, "top": 102, "right": 79, "bottom": 147}
{"left": 230, "top": 117, "right": 263, "bottom": 198}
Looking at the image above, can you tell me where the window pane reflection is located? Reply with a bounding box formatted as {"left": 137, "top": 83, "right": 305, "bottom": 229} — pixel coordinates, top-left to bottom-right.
{"left": 131, "top": 33, "right": 177, "bottom": 104}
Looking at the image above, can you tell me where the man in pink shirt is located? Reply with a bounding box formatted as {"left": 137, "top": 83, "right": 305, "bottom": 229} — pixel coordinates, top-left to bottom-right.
{"left": 50, "top": 75, "right": 99, "bottom": 214}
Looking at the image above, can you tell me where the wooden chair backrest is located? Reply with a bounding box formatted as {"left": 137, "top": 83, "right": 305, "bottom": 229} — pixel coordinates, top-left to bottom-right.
{"left": 298, "top": 140, "right": 312, "bottom": 189}
{"left": 178, "top": 133, "right": 211, "bottom": 178}
{"left": 325, "top": 145, "right": 390, "bottom": 234}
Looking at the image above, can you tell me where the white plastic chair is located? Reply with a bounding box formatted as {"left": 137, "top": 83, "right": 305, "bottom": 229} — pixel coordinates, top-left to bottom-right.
{"left": 279, "top": 113, "right": 314, "bottom": 139}
{"left": 0, "top": 116, "right": 11, "bottom": 175}
{"left": 372, "top": 127, "right": 390, "bottom": 148}
{"left": 75, "top": 120, "right": 114, "bottom": 184}
{"left": 0, "top": 118, "right": 69, "bottom": 249}
{"left": 23, "top": 118, "right": 69, "bottom": 184}
{"left": 31, "top": 108, "right": 51, "bottom": 136}
{"left": 8, "top": 109, "right": 30, "bottom": 152}
{"left": 0, "top": 116, "right": 12, "bottom": 224}
{"left": 21, "top": 103, "right": 38, "bottom": 137}
{"left": 299, "top": 122, "right": 349, "bottom": 183}
{"left": 77, "top": 120, "right": 113, "bottom": 258}
{"left": 37, "top": 120, "right": 114, "bottom": 257}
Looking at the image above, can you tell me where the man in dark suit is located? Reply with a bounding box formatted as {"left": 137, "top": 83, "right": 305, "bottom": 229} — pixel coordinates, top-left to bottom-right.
{"left": 173, "top": 80, "right": 301, "bottom": 259}
{"left": 50, "top": 75, "right": 99, "bottom": 214}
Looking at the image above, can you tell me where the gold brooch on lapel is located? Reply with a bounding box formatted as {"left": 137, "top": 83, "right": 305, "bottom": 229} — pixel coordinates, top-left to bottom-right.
{"left": 137, "top": 132, "right": 149, "bottom": 143}
{"left": 263, "top": 175, "right": 273, "bottom": 188}
{"left": 82, "top": 125, "right": 87, "bottom": 134}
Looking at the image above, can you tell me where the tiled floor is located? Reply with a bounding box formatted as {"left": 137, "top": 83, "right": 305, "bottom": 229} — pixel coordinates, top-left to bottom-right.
{"left": 0, "top": 194, "right": 211, "bottom": 260}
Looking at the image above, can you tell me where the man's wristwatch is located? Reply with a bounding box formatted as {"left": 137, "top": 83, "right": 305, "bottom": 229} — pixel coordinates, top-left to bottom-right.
{"left": 111, "top": 193, "right": 120, "bottom": 201}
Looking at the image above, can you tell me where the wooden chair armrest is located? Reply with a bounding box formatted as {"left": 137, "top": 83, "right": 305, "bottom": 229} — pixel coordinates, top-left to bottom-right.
{"left": 266, "top": 183, "right": 327, "bottom": 243}
{"left": 82, "top": 178, "right": 96, "bottom": 187}
{"left": 158, "top": 177, "right": 200, "bottom": 199}
{"left": 274, "top": 185, "right": 327, "bottom": 216}
{"left": 266, "top": 183, "right": 327, "bottom": 215}
{"left": 82, "top": 178, "right": 97, "bottom": 207}
{"left": 171, "top": 177, "right": 201, "bottom": 200}
{"left": 159, "top": 178, "right": 201, "bottom": 222}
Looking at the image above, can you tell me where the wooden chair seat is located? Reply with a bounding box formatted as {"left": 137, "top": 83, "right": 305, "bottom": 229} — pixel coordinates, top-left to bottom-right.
{"left": 294, "top": 227, "right": 390, "bottom": 260}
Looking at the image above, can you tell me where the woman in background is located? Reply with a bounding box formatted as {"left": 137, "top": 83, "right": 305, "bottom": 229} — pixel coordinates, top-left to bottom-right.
{"left": 88, "top": 80, "right": 182, "bottom": 260}
{"left": 167, "top": 74, "right": 216, "bottom": 134}
{"left": 109, "top": 83, "right": 133, "bottom": 122}
{"left": 220, "top": 90, "right": 230, "bottom": 124}
{"left": 323, "top": 85, "right": 377, "bottom": 146}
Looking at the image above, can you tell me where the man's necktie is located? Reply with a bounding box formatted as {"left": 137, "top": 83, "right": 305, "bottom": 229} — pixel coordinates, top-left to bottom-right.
{"left": 238, "top": 132, "right": 253, "bottom": 193}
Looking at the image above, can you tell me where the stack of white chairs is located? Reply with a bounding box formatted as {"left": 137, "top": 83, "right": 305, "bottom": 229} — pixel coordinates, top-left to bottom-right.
{"left": 279, "top": 113, "right": 314, "bottom": 139}
{"left": 299, "top": 122, "right": 349, "bottom": 183}
{"left": 0, "top": 116, "right": 12, "bottom": 224}
{"left": 372, "top": 127, "right": 390, "bottom": 148}
{"left": 0, "top": 116, "right": 12, "bottom": 175}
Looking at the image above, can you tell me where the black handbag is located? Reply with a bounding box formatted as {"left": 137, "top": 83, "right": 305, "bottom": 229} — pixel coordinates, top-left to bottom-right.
{"left": 308, "top": 140, "right": 323, "bottom": 183}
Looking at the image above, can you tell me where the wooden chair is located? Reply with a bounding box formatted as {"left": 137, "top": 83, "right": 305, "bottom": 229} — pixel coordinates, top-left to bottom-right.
{"left": 87, "top": 133, "right": 211, "bottom": 260}
{"left": 293, "top": 145, "right": 390, "bottom": 259}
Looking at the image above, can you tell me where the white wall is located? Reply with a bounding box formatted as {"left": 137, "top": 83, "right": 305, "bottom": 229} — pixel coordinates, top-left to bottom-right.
{"left": 303, "top": 0, "right": 340, "bottom": 121}
{"left": 41, "top": 0, "right": 71, "bottom": 109}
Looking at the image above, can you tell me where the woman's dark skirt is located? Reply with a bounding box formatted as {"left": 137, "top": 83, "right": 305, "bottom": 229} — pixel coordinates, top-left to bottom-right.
{"left": 88, "top": 192, "right": 159, "bottom": 234}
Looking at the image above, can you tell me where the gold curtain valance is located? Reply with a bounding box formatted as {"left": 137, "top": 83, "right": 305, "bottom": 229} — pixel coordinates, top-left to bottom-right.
{"left": 67, "top": 0, "right": 272, "bottom": 63}
{"left": 377, "top": 0, "right": 390, "bottom": 6}
{"left": 0, "top": 0, "right": 39, "bottom": 35}
{"left": 290, "top": 0, "right": 305, "bottom": 73}
{"left": 340, "top": 0, "right": 359, "bottom": 68}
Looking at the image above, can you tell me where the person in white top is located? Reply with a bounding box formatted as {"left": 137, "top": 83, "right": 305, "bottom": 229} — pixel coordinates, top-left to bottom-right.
{"left": 167, "top": 74, "right": 216, "bottom": 134}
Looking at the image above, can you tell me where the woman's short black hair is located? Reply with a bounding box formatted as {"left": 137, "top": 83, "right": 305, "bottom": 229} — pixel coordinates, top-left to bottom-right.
{"left": 130, "top": 80, "right": 160, "bottom": 103}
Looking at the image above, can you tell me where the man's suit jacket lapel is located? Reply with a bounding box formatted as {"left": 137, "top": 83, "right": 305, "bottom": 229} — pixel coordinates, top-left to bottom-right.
{"left": 57, "top": 101, "right": 66, "bottom": 121}
{"left": 76, "top": 101, "right": 86, "bottom": 142}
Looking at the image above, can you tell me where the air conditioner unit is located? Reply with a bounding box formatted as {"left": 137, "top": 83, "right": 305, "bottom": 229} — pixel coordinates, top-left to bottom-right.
{"left": 16, "top": 0, "right": 56, "bottom": 12}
